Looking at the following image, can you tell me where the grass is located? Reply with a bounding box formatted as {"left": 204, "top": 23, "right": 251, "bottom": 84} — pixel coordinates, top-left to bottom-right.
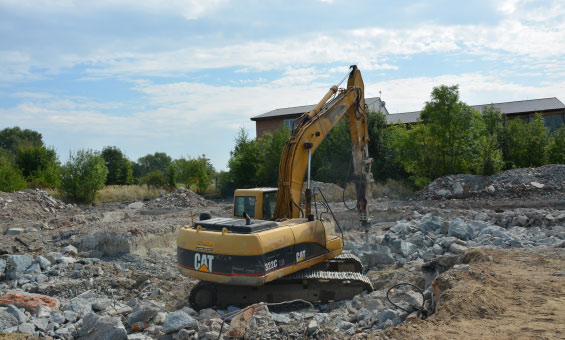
{"left": 95, "top": 185, "right": 163, "bottom": 203}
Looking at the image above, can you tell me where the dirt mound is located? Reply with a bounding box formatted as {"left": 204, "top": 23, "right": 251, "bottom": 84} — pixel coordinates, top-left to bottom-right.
{"left": 145, "top": 187, "right": 216, "bottom": 209}
{"left": 417, "top": 164, "right": 565, "bottom": 200}
{"left": 0, "top": 189, "right": 77, "bottom": 222}
{"left": 386, "top": 248, "right": 565, "bottom": 340}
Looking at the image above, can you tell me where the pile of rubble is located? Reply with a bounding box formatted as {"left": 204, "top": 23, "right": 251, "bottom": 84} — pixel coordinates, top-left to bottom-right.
{"left": 0, "top": 189, "right": 78, "bottom": 222}
{"left": 417, "top": 164, "right": 565, "bottom": 200}
{"left": 146, "top": 188, "right": 216, "bottom": 210}
{"left": 352, "top": 211, "right": 565, "bottom": 269}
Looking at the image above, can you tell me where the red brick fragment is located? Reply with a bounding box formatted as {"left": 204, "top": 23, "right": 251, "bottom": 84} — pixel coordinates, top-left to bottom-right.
{"left": 0, "top": 291, "right": 60, "bottom": 312}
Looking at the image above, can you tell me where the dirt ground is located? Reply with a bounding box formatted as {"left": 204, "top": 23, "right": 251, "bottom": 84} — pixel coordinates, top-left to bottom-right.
{"left": 386, "top": 248, "right": 565, "bottom": 340}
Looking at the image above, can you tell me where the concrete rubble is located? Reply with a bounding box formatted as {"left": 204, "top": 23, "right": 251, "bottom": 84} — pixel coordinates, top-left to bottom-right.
{"left": 0, "top": 166, "right": 564, "bottom": 339}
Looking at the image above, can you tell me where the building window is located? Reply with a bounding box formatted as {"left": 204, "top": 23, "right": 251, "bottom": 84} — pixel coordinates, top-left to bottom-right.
{"left": 283, "top": 119, "right": 294, "bottom": 130}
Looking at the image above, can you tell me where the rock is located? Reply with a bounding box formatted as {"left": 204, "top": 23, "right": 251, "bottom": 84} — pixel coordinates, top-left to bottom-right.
{"left": 0, "top": 259, "right": 5, "bottom": 276}
{"left": 36, "top": 256, "right": 52, "bottom": 270}
{"left": 92, "top": 298, "right": 112, "bottom": 312}
{"left": 25, "top": 262, "right": 41, "bottom": 275}
{"left": 6, "top": 304, "right": 27, "bottom": 324}
{"left": 204, "top": 331, "right": 220, "bottom": 339}
{"left": 5, "top": 228, "right": 24, "bottom": 236}
{"left": 199, "top": 308, "right": 220, "bottom": 319}
{"left": 50, "top": 312, "right": 66, "bottom": 324}
{"left": 473, "top": 212, "right": 489, "bottom": 221}
{"left": 362, "top": 251, "right": 395, "bottom": 266}
{"left": 34, "top": 305, "right": 52, "bottom": 318}
{"left": 404, "top": 291, "right": 423, "bottom": 310}
{"left": 272, "top": 313, "right": 291, "bottom": 324}
{"left": 487, "top": 185, "right": 495, "bottom": 193}
{"left": 162, "top": 310, "right": 196, "bottom": 334}
{"left": 153, "top": 312, "right": 167, "bottom": 325}
{"left": 79, "top": 312, "right": 128, "bottom": 340}
{"left": 180, "top": 307, "right": 197, "bottom": 317}
{"left": 432, "top": 244, "right": 443, "bottom": 255}
{"left": 176, "top": 329, "right": 196, "bottom": 340}
{"left": 436, "top": 189, "right": 450, "bottom": 197}
{"left": 390, "top": 222, "right": 409, "bottom": 234}
{"left": 46, "top": 252, "right": 64, "bottom": 263}
{"left": 61, "top": 245, "right": 78, "bottom": 256}
{"left": 419, "top": 221, "right": 441, "bottom": 233}
{"left": 530, "top": 181, "right": 544, "bottom": 188}
{"left": 337, "top": 320, "right": 354, "bottom": 330}
{"left": 448, "top": 219, "right": 473, "bottom": 240}
{"left": 128, "top": 303, "right": 160, "bottom": 326}
{"left": 64, "top": 310, "right": 78, "bottom": 323}
{"left": 449, "top": 243, "right": 468, "bottom": 254}
{"left": 0, "top": 291, "right": 60, "bottom": 312}
{"left": 453, "top": 182, "right": 463, "bottom": 195}
{"left": 378, "top": 309, "right": 397, "bottom": 326}
{"left": 0, "top": 309, "right": 19, "bottom": 330}
{"left": 127, "top": 202, "right": 144, "bottom": 209}
{"left": 68, "top": 296, "right": 92, "bottom": 315}
{"left": 6, "top": 255, "right": 33, "bottom": 280}
{"left": 306, "top": 319, "right": 318, "bottom": 334}
{"left": 32, "top": 317, "right": 49, "bottom": 331}
{"left": 516, "top": 215, "right": 529, "bottom": 227}
{"left": 18, "top": 322, "right": 35, "bottom": 335}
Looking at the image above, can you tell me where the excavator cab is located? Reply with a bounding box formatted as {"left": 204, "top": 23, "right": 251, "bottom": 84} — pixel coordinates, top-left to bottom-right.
{"left": 233, "top": 188, "right": 278, "bottom": 220}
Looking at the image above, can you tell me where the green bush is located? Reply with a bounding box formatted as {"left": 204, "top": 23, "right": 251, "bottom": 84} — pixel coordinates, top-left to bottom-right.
{"left": 549, "top": 125, "right": 565, "bottom": 164}
{"left": 140, "top": 170, "right": 165, "bottom": 187}
{"left": 60, "top": 150, "right": 108, "bottom": 203}
{"left": 0, "top": 159, "right": 27, "bottom": 192}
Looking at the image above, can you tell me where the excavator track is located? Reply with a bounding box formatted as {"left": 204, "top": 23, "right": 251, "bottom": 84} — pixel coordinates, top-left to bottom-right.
{"left": 189, "top": 265, "right": 373, "bottom": 310}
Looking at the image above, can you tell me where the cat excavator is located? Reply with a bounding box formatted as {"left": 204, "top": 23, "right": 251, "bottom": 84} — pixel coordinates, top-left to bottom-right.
{"left": 177, "top": 65, "right": 375, "bottom": 310}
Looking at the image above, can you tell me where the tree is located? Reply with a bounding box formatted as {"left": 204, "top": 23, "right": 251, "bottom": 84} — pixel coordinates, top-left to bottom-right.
{"left": 419, "top": 85, "right": 482, "bottom": 177}
{"left": 227, "top": 128, "right": 262, "bottom": 189}
{"left": 175, "top": 155, "right": 214, "bottom": 194}
{"left": 60, "top": 150, "right": 108, "bottom": 203}
{"left": 165, "top": 163, "right": 178, "bottom": 187}
{"left": 136, "top": 152, "right": 172, "bottom": 178}
{"left": 311, "top": 118, "right": 352, "bottom": 184}
{"left": 101, "top": 146, "right": 134, "bottom": 185}
{"left": 0, "top": 127, "right": 43, "bottom": 154}
{"left": 16, "top": 145, "right": 61, "bottom": 188}
{"left": 475, "top": 105, "right": 504, "bottom": 175}
{"left": 500, "top": 117, "right": 528, "bottom": 169}
{"left": 524, "top": 114, "right": 550, "bottom": 167}
{"left": 257, "top": 126, "right": 291, "bottom": 187}
{"left": 368, "top": 111, "right": 406, "bottom": 181}
{"left": 549, "top": 125, "right": 565, "bottom": 164}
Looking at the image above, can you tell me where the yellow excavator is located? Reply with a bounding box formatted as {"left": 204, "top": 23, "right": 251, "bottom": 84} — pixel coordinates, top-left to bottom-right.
{"left": 177, "top": 65, "right": 374, "bottom": 310}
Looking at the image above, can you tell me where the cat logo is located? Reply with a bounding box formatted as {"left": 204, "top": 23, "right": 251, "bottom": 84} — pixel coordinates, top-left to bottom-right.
{"left": 296, "top": 250, "right": 306, "bottom": 263}
{"left": 194, "top": 253, "right": 214, "bottom": 273}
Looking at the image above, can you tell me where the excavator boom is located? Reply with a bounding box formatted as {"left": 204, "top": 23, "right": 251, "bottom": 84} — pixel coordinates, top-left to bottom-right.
{"left": 274, "top": 65, "right": 374, "bottom": 223}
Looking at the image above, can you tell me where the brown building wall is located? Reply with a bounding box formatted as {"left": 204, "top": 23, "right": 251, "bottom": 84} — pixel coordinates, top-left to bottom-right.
{"left": 255, "top": 118, "right": 284, "bottom": 138}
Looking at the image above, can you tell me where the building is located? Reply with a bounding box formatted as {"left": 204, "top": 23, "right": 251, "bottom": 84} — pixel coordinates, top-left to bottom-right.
{"left": 251, "top": 97, "right": 388, "bottom": 138}
{"left": 385, "top": 97, "right": 565, "bottom": 131}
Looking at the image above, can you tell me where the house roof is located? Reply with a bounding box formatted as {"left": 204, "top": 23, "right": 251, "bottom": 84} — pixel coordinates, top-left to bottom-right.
{"left": 386, "top": 97, "right": 565, "bottom": 124}
{"left": 251, "top": 96, "right": 388, "bottom": 121}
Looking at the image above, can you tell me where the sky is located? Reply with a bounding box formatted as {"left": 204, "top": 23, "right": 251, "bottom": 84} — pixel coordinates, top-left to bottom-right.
{"left": 1, "top": 0, "right": 564, "bottom": 171}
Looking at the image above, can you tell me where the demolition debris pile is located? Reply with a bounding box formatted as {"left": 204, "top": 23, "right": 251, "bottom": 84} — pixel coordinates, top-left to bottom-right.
{"left": 418, "top": 164, "right": 565, "bottom": 200}
{"left": 145, "top": 188, "right": 217, "bottom": 210}
{"left": 0, "top": 165, "right": 564, "bottom": 339}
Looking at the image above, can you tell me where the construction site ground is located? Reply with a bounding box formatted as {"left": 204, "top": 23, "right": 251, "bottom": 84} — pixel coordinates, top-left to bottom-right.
{"left": 0, "top": 165, "right": 564, "bottom": 339}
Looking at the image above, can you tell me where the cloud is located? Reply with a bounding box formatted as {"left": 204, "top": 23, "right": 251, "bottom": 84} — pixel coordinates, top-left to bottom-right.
{"left": 368, "top": 73, "right": 565, "bottom": 113}
{"left": 0, "top": 0, "right": 228, "bottom": 20}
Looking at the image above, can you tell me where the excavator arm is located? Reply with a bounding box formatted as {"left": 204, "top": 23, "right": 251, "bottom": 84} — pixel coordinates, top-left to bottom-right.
{"left": 274, "top": 65, "right": 374, "bottom": 225}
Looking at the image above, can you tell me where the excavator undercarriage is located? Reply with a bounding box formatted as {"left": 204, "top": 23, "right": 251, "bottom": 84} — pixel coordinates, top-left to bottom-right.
{"left": 188, "top": 254, "right": 372, "bottom": 310}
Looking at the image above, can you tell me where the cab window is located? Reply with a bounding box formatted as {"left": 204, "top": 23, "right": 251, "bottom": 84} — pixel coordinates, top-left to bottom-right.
{"left": 262, "top": 191, "right": 277, "bottom": 220}
{"left": 234, "top": 196, "right": 256, "bottom": 218}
